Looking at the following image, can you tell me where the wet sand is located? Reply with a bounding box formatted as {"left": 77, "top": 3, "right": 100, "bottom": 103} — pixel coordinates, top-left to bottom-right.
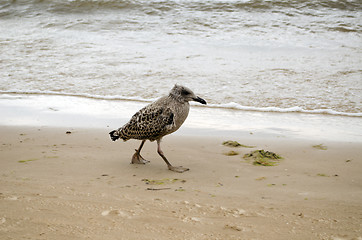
{"left": 1, "top": 125, "right": 361, "bottom": 239}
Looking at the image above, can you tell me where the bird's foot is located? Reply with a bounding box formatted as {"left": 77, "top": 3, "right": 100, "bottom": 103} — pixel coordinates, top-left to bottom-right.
{"left": 168, "top": 166, "right": 189, "bottom": 173}
{"left": 131, "top": 150, "right": 150, "bottom": 164}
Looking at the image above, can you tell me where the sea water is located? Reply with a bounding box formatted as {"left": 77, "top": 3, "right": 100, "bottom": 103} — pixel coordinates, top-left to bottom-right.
{"left": 0, "top": 0, "right": 361, "bottom": 117}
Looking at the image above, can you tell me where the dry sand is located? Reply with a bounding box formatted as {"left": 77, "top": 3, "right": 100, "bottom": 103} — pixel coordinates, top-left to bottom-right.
{"left": 1, "top": 125, "right": 361, "bottom": 240}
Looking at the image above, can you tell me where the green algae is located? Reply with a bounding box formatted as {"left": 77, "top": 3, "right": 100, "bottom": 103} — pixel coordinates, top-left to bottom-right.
{"left": 316, "top": 173, "right": 329, "bottom": 177}
{"left": 224, "top": 150, "right": 239, "bottom": 156}
{"left": 222, "top": 141, "right": 255, "bottom": 148}
{"left": 18, "top": 158, "right": 38, "bottom": 163}
{"left": 142, "top": 178, "right": 185, "bottom": 185}
{"left": 312, "top": 144, "right": 328, "bottom": 150}
{"left": 244, "top": 150, "right": 283, "bottom": 166}
{"left": 255, "top": 176, "right": 267, "bottom": 181}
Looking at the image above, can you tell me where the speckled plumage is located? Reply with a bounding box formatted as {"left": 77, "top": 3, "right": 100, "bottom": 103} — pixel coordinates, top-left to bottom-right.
{"left": 117, "top": 102, "right": 175, "bottom": 141}
{"left": 109, "top": 84, "right": 206, "bottom": 172}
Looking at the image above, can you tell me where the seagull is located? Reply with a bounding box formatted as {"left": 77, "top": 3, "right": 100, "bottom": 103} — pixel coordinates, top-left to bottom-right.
{"left": 109, "top": 84, "right": 207, "bottom": 173}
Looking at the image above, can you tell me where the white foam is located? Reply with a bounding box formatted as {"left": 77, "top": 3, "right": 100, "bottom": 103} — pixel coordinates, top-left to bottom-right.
{"left": 207, "top": 102, "right": 362, "bottom": 117}
{"left": 1, "top": 91, "right": 361, "bottom": 117}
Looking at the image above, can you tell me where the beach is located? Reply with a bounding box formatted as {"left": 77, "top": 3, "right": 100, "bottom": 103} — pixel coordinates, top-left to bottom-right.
{"left": 1, "top": 0, "right": 362, "bottom": 238}
{"left": 1, "top": 96, "right": 362, "bottom": 240}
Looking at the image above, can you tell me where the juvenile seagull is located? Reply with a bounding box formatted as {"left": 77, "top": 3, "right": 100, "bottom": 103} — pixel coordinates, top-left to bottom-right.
{"left": 109, "top": 84, "right": 206, "bottom": 173}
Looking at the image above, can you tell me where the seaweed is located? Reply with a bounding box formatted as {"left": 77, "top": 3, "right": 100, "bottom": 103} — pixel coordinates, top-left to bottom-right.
{"left": 316, "top": 173, "right": 329, "bottom": 177}
{"left": 146, "top": 188, "right": 171, "bottom": 191}
{"left": 222, "top": 140, "right": 255, "bottom": 148}
{"left": 312, "top": 144, "right": 327, "bottom": 150}
{"left": 244, "top": 150, "right": 283, "bottom": 166}
{"left": 18, "top": 158, "right": 38, "bottom": 163}
{"left": 175, "top": 188, "right": 185, "bottom": 192}
{"left": 224, "top": 150, "right": 239, "bottom": 156}
{"left": 255, "top": 176, "right": 266, "bottom": 181}
{"left": 141, "top": 178, "right": 185, "bottom": 185}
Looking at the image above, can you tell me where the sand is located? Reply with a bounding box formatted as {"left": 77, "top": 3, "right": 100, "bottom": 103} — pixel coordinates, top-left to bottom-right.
{"left": 1, "top": 124, "right": 362, "bottom": 240}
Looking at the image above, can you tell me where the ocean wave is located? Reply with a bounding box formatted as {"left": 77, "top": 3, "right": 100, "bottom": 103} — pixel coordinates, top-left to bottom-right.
{"left": 206, "top": 102, "right": 362, "bottom": 117}
{"left": 1, "top": 91, "right": 361, "bottom": 117}
{"left": 1, "top": 0, "right": 361, "bottom": 17}
{"left": 0, "top": 90, "right": 156, "bottom": 103}
{"left": 328, "top": 26, "right": 360, "bottom": 33}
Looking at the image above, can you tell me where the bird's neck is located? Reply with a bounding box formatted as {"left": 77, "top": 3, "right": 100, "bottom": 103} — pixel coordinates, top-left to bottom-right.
{"left": 169, "top": 92, "right": 186, "bottom": 104}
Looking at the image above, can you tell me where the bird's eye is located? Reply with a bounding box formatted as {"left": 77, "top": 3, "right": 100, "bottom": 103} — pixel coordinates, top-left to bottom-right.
{"left": 181, "top": 89, "right": 190, "bottom": 95}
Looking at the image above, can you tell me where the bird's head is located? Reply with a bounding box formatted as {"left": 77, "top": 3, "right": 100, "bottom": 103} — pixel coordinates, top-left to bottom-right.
{"left": 170, "top": 84, "right": 207, "bottom": 105}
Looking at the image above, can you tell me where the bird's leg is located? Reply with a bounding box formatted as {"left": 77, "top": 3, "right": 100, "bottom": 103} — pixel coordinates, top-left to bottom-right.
{"left": 132, "top": 140, "right": 150, "bottom": 164}
{"left": 157, "top": 139, "right": 189, "bottom": 173}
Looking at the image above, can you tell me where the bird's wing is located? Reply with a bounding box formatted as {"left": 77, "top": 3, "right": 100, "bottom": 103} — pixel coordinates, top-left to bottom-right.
{"left": 119, "top": 105, "right": 174, "bottom": 141}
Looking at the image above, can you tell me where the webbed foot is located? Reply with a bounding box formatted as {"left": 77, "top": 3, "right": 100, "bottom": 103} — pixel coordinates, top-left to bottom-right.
{"left": 131, "top": 149, "right": 150, "bottom": 164}
{"left": 168, "top": 166, "right": 189, "bottom": 173}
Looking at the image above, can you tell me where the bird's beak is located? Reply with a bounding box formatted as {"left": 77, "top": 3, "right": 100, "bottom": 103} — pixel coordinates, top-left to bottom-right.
{"left": 193, "top": 96, "right": 207, "bottom": 105}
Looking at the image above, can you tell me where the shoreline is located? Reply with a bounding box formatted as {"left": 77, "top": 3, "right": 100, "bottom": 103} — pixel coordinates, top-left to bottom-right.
{"left": 2, "top": 91, "right": 361, "bottom": 117}
{"left": 1, "top": 93, "right": 361, "bottom": 142}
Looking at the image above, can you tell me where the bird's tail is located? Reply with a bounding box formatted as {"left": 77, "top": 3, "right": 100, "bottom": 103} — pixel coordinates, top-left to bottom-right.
{"left": 109, "top": 130, "right": 120, "bottom": 141}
